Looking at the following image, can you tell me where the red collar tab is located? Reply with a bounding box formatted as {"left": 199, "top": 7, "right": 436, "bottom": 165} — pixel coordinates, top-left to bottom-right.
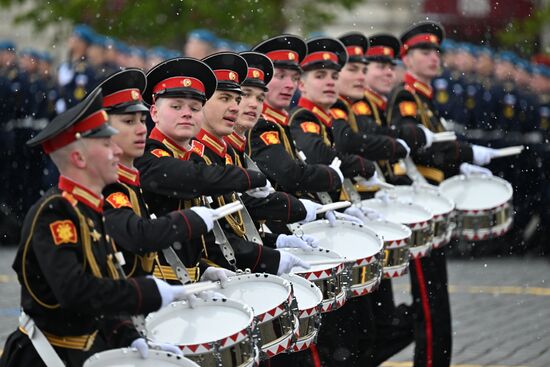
{"left": 214, "top": 69, "right": 240, "bottom": 83}
{"left": 301, "top": 51, "right": 338, "bottom": 68}
{"left": 247, "top": 68, "right": 265, "bottom": 82}
{"left": 149, "top": 127, "right": 188, "bottom": 158}
{"left": 58, "top": 176, "right": 103, "bottom": 213}
{"left": 346, "top": 46, "right": 364, "bottom": 57}
{"left": 265, "top": 50, "right": 299, "bottom": 63}
{"left": 298, "top": 97, "right": 333, "bottom": 128}
{"left": 117, "top": 164, "right": 140, "bottom": 186}
{"left": 404, "top": 73, "right": 433, "bottom": 99}
{"left": 402, "top": 33, "right": 440, "bottom": 54}
{"left": 262, "top": 103, "right": 289, "bottom": 126}
{"left": 103, "top": 88, "right": 143, "bottom": 108}
{"left": 195, "top": 129, "right": 227, "bottom": 158}
{"left": 224, "top": 132, "right": 246, "bottom": 153}
{"left": 152, "top": 76, "right": 205, "bottom": 96}
{"left": 366, "top": 46, "right": 395, "bottom": 58}
{"left": 42, "top": 110, "right": 109, "bottom": 154}
{"left": 364, "top": 88, "right": 387, "bottom": 110}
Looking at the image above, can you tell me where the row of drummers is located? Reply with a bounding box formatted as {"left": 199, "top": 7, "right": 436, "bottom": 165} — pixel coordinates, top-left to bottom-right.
{"left": 135, "top": 174, "right": 514, "bottom": 367}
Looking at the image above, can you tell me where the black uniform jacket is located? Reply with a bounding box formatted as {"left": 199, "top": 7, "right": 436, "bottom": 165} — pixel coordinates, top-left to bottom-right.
{"left": 388, "top": 73, "right": 474, "bottom": 182}
{"left": 12, "top": 176, "right": 161, "bottom": 349}
{"left": 247, "top": 103, "right": 342, "bottom": 194}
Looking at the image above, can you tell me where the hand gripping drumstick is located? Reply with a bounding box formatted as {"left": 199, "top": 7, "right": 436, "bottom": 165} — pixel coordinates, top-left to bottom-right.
{"left": 211, "top": 201, "right": 244, "bottom": 220}
{"left": 492, "top": 145, "right": 524, "bottom": 158}
{"left": 315, "top": 201, "right": 352, "bottom": 215}
{"left": 181, "top": 281, "right": 221, "bottom": 294}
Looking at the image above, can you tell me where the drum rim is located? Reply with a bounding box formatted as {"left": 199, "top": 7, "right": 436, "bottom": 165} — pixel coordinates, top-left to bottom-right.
{"left": 377, "top": 186, "right": 455, "bottom": 216}
{"left": 440, "top": 174, "right": 513, "bottom": 211}
{"left": 281, "top": 247, "right": 345, "bottom": 273}
{"left": 84, "top": 348, "right": 199, "bottom": 366}
{"left": 145, "top": 298, "right": 254, "bottom": 348}
{"left": 364, "top": 219, "right": 412, "bottom": 242}
{"left": 361, "top": 198, "right": 434, "bottom": 224}
{"left": 280, "top": 273, "right": 323, "bottom": 312}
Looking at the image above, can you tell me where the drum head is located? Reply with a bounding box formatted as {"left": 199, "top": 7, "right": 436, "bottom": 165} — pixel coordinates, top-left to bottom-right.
{"left": 280, "top": 274, "right": 323, "bottom": 311}
{"left": 363, "top": 220, "right": 411, "bottom": 242}
{"left": 297, "top": 220, "right": 383, "bottom": 261}
{"left": 281, "top": 247, "right": 343, "bottom": 273}
{"left": 217, "top": 273, "right": 291, "bottom": 317}
{"left": 361, "top": 199, "right": 432, "bottom": 225}
{"left": 440, "top": 175, "right": 513, "bottom": 211}
{"left": 84, "top": 349, "right": 200, "bottom": 366}
{"left": 146, "top": 299, "right": 253, "bottom": 346}
{"left": 377, "top": 186, "right": 454, "bottom": 216}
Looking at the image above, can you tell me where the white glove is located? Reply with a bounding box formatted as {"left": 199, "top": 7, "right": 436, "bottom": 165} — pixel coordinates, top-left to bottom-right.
{"left": 186, "top": 290, "right": 227, "bottom": 308}
{"left": 329, "top": 157, "right": 344, "bottom": 184}
{"left": 276, "top": 234, "right": 319, "bottom": 249}
{"left": 246, "top": 179, "right": 275, "bottom": 198}
{"left": 355, "top": 171, "right": 382, "bottom": 188}
{"left": 150, "top": 277, "right": 190, "bottom": 308}
{"left": 419, "top": 125, "right": 434, "bottom": 148}
{"left": 472, "top": 145, "right": 497, "bottom": 166}
{"left": 189, "top": 206, "right": 214, "bottom": 232}
{"left": 460, "top": 162, "right": 493, "bottom": 177}
{"left": 360, "top": 206, "right": 385, "bottom": 221}
{"left": 396, "top": 138, "right": 411, "bottom": 157}
{"left": 325, "top": 210, "right": 365, "bottom": 227}
{"left": 344, "top": 206, "right": 366, "bottom": 224}
{"left": 277, "top": 250, "right": 311, "bottom": 275}
{"left": 200, "top": 267, "right": 235, "bottom": 282}
{"left": 131, "top": 338, "right": 183, "bottom": 359}
{"left": 299, "top": 199, "right": 322, "bottom": 223}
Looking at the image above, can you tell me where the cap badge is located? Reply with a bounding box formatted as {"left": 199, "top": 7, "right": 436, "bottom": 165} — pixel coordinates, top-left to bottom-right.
{"left": 355, "top": 47, "right": 362, "bottom": 55}
{"left": 383, "top": 47, "right": 391, "bottom": 55}
{"left": 430, "top": 35, "right": 438, "bottom": 43}
{"left": 288, "top": 52, "right": 296, "bottom": 60}
{"left": 131, "top": 90, "right": 140, "bottom": 100}
{"left": 229, "top": 71, "right": 237, "bottom": 81}
{"left": 182, "top": 78, "right": 192, "bottom": 87}
{"left": 252, "top": 70, "right": 260, "bottom": 78}
{"left": 323, "top": 53, "right": 330, "bottom": 60}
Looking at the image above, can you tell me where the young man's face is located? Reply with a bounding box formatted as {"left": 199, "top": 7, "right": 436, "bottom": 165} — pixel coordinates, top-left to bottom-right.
{"left": 365, "top": 61, "right": 396, "bottom": 95}
{"left": 265, "top": 67, "right": 301, "bottom": 110}
{"left": 403, "top": 48, "right": 441, "bottom": 81}
{"left": 80, "top": 137, "right": 122, "bottom": 187}
{"left": 299, "top": 68, "right": 339, "bottom": 109}
{"left": 202, "top": 90, "right": 241, "bottom": 137}
{"left": 337, "top": 62, "right": 367, "bottom": 100}
{"left": 237, "top": 86, "right": 266, "bottom": 131}
{"left": 150, "top": 97, "right": 204, "bottom": 143}
{"left": 109, "top": 112, "right": 147, "bottom": 162}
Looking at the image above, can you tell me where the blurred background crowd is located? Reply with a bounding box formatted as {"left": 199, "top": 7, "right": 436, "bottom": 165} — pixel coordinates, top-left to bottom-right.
{"left": 1, "top": 0, "right": 550, "bottom": 257}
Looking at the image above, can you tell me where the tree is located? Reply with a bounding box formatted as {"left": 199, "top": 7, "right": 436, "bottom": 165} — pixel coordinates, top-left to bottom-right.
{"left": 0, "top": 0, "right": 364, "bottom": 48}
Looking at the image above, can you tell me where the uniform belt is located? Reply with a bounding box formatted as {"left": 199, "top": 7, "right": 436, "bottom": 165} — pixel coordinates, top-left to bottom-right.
{"left": 153, "top": 265, "right": 199, "bottom": 282}
{"left": 19, "top": 325, "right": 98, "bottom": 351}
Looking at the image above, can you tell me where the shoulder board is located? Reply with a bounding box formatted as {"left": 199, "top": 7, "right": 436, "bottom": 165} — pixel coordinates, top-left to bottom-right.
{"left": 352, "top": 101, "right": 372, "bottom": 116}
{"left": 190, "top": 140, "right": 205, "bottom": 157}
{"left": 300, "top": 121, "right": 321, "bottom": 134}
{"left": 399, "top": 101, "right": 417, "bottom": 117}
{"left": 105, "top": 192, "right": 132, "bottom": 209}
{"left": 259, "top": 131, "right": 281, "bottom": 145}
{"left": 330, "top": 108, "right": 348, "bottom": 120}
{"left": 61, "top": 191, "right": 78, "bottom": 207}
{"left": 150, "top": 148, "right": 171, "bottom": 158}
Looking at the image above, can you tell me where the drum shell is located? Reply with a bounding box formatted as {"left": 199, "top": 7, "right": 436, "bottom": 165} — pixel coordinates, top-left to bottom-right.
{"left": 364, "top": 220, "right": 411, "bottom": 279}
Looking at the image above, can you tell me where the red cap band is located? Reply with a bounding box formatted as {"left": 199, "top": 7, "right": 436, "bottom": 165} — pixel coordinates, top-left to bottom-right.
{"left": 103, "top": 88, "right": 143, "bottom": 108}
{"left": 247, "top": 68, "right": 265, "bottom": 81}
{"left": 152, "top": 76, "right": 205, "bottom": 96}
{"left": 213, "top": 69, "right": 240, "bottom": 83}
{"left": 301, "top": 51, "right": 338, "bottom": 67}
{"left": 346, "top": 46, "right": 364, "bottom": 57}
{"left": 42, "top": 110, "right": 109, "bottom": 154}
{"left": 265, "top": 50, "right": 299, "bottom": 63}
{"left": 366, "top": 46, "right": 395, "bottom": 58}
{"left": 403, "top": 33, "right": 440, "bottom": 52}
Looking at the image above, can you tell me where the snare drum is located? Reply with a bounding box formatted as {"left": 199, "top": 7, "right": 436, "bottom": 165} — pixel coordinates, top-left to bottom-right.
{"left": 84, "top": 349, "right": 200, "bottom": 367}
{"left": 364, "top": 220, "right": 411, "bottom": 278}
{"left": 377, "top": 185, "right": 455, "bottom": 249}
{"left": 216, "top": 273, "right": 298, "bottom": 360}
{"left": 146, "top": 299, "right": 257, "bottom": 367}
{"left": 440, "top": 174, "right": 514, "bottom": 240}
{"left": 362, "top": 199, "right": 434, "bottom": 259}
{"left": 282, "top": 247, "right": 347, "bottom": 313}
{"left": 295, "top": 220, "right": 384, "bottom": 298}
{"left": 280, "top": 274, "right": 323, "bottom": 352}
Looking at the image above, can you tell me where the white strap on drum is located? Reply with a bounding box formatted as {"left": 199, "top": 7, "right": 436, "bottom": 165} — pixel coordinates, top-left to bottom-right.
{"left": 19, "top": 312, "right": 65, "bottom": 367}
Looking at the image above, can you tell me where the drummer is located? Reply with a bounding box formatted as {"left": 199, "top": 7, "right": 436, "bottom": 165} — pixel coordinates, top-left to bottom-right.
{"left": 134, "top": 57, "right": 302, "bottom": 277}
{"left": 388, "top": 21, "right": 497, "bottom": 367}
{"left": 97, "top": 68, "right": 234, "bottom": 285}
{"left": 331, "top": 31, "right": 410, "bottom": 193}
{"left": 0, "top": 89, "right": 189, "bottom": 366}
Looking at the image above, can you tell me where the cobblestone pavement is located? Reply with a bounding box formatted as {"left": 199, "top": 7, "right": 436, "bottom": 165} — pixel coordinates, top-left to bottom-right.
{"left": 1, "top": 246, "right": 549, "bottom": 366}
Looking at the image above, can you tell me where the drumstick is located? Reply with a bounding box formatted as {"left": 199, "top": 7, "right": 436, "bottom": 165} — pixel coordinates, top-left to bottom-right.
{"left": 315, "top": 201, "right": 352, "bottom": 215}
{"left": 305, "top": 259, "right": 346, "bottom": 266}
{"left": 182, "top": 281, "right": 221, "bottom": 294}
{"left": 492, "top": 145, "right": 524, "bottom": 158}
{"left": 433, "top": 132, "right": 457, "bottom": 143}
{"left": 374, "top": 181, "right": 395, "bottom": 190}
{"left": 212, "top": 202, "right": 244, "bottom": 220}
